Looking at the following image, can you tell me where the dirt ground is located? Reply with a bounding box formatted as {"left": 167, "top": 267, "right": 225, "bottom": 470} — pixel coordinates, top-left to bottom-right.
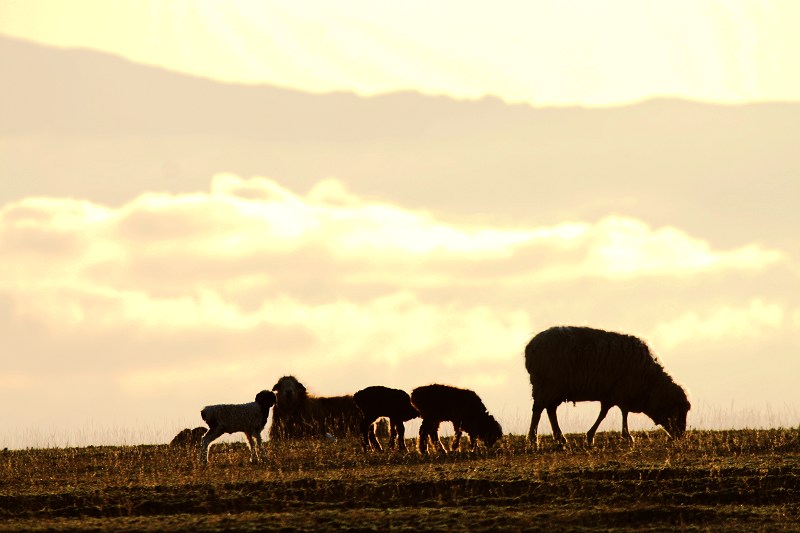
{"left": 2, "top": 429, "right": 799, "bottom": 531}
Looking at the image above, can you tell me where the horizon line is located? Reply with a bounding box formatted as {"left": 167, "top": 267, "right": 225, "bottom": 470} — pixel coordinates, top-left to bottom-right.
{"left": 3, "top": 32, "right": 800, "bottom": 111}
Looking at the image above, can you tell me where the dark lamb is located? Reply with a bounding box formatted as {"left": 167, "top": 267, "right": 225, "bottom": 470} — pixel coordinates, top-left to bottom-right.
{"left": 169, "top": 426, "right": 206, "bottom": 448}
{"left": 353, "top": 386, "right": 419, "bottom": 452}
{"left": 525, "top": 326, "right": 691, "bottom": 447}
{"left": 411, "top": 384, "right": 502, "bottom": 454}
{"left": 269, "top": 375, "right": 361, "bottom": 441}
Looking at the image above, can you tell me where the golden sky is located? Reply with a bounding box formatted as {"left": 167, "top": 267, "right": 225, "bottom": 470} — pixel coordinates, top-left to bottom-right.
{"left": 1, "top": 1, "right": 799, "bottom": 448}
{"left": 2, "top": 0, "right": 800, "bottom": 105}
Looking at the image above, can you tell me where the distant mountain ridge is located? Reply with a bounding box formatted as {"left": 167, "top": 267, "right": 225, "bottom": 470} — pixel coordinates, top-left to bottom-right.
{"left": 1, "top": 34, "right": 525, "bottom": 139}
{"left": 1, "top": 34, "right": 798, "bottom": 252}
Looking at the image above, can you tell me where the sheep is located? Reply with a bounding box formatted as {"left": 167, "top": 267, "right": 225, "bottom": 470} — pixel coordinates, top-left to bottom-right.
{"left": 269, "top": 375, "right": 361, "bottom": 441}
{"left": 525, "top": 326, "right": 691, "bottom": 448}
{"left": 199, "top": 390, "right": 276, "bottom": 463}
{"left": 169, "top": 426, "right": 206, "bottom": 448}
{"left": 410, "top": 384, "right": 503, "bottom": 454}
{"left": 353, "top": 386, "right": 419, "bottom": 452}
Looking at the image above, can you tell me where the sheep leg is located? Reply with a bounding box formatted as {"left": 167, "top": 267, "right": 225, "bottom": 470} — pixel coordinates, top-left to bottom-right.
{"left": 255, "top": 433, "right": 267, "bottom": 463}
{"left": 388, "top": 420, "right": 398, "bottom": 450}
{"left": 418, "top": 421, "right": 429, "bottom": 454}
{"left": 359, "top": 417, "right": 374, "bottom": 452}
{"left": 430, "top": 422, "right": 446, "bottom": 454}
{"left": 247, "top": 432, "right": 266, "bottom": 464}
{"left": 528, "top": 403, "right": 545, "bottom": 447}
{"left": 451, "top": 424, "right": 462, "bottom": 452}
{"left": 200, "top": 426, "right": 224, "bottom": 463}
{"left": 245, "top": 433, "right": 260, "bottom": 464}
{"left": 368, "top": 421, "right": 383, "bottom": 451}
{"left": 394, "top": 420, "right": 407, "bottom": 451}
{"left": 621, "top": 409, "right": 634, "bottom": 444}
{"left": 586, "top": 403, "right": 612, "bottom": 446}
{"left": 419, "top": 419, "right": 444, "bottom": 454}
{"left": 546, "top": 406, "right": 567, "bottom": 446}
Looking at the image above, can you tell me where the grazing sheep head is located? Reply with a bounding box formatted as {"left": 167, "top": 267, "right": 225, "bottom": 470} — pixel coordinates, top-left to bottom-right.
{"left": 659, "top": 399, "right": 691, "bottom": 439}
{"left": 478, "top": 414, "right": 503, "bottom": 447}
{"left": 647, "top": 382, "right": 691, "bottom": 439}
{"left": 272, "top": 376, "right": 307, "bottom": 411}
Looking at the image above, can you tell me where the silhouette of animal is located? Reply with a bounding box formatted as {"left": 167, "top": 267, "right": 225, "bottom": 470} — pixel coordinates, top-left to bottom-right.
{"left": 353, "top": 386, "right": 419, "bottom": 452}
{"left": 525, "top": 326, "right": 691, "bottom": 447}
{"left": 200, "top": 390, "right": 276, "bottom": 463}
{"left": 410, "top": 384, "right": 502, "bottom": 454}
{"left": 269, "top": 375, "right": 360, "bottom": 441}
{"left": 169, "top": 426, "right": 206, "bottom": 448}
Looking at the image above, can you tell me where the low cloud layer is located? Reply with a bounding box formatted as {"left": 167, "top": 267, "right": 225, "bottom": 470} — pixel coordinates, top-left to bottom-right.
{"left": 1, "top": 175, "right": 797, "bottom": 448}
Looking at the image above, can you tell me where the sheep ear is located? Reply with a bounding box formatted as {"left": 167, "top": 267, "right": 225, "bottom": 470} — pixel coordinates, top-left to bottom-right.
{"left": 298, "top": 382, "right": 307, "bottom": 395}
{"left": 272, "top": 381, "right": 280, "bottom": 391}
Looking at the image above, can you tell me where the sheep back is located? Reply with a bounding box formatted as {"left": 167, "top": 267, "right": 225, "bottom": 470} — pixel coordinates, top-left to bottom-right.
{"left": 200, "top": 402, "right": 260, "bottom": 433}
{"left": 353, "top": 386, "right": 419, "bottom": 422}
{"left": 200, "top": 389, "right": 275, "bottom": 434}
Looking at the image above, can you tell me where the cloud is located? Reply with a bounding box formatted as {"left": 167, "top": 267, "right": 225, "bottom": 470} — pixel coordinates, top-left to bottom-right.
{"left": 0, "top": 174, "right": 783, "bottom": 339}
{"left": 2, "top": 172, "right": 781, "bottom": 264}
{"left": 650, "top": 299, "right": 787, "bottom": 351}
{"left": 0, "top": 173, "right": 788, "bottom": 350}
{"left": 580, "top": 218, "right": 783, "bottom": 277}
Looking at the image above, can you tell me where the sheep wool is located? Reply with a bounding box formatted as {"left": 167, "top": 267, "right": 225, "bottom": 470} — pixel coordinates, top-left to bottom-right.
{"left": 269, "top": 376, "right": 360, "bottom": 441}
{"left": 199, "top": 390, "right": 275, "bottom": 464}
{"left": 525, "top": 326, "right": 690, "bottom": 447}
{"left": 353, "top": 386, "right": 419, "bottom": 452}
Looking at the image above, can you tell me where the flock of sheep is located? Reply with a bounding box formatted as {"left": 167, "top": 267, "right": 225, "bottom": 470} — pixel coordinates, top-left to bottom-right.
{"left": 177, "top": 326, "right": 691, "bottom": 463}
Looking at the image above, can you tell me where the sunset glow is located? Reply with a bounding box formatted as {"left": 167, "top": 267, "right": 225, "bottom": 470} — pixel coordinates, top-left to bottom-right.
{"left": 2, "top": 1, "right": 800, "bottom": 106}
{"left": 1, "top": 1, "right": 798, "bottom": 449}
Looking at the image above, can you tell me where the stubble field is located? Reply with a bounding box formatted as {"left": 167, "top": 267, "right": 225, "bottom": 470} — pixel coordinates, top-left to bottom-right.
{"left": 2, "top": 429, "right": 799, "bottom": 531}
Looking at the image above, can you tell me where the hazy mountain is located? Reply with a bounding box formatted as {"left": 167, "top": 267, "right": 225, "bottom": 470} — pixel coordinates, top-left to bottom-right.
{"left": 2, "top": 34, "right": 798, "bottom": 251}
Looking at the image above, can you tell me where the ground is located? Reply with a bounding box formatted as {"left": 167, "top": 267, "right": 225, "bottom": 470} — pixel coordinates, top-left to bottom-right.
{"left": 1, "top": 429, "right": 799, "bottom": 531}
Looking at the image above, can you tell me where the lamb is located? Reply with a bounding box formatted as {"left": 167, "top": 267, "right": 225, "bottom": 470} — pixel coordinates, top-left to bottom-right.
{"left": 353, "top": 386, "right": 419, "bottom": 452}
{"left": 525, "top": 326, "right": 691, "bottom": 448}
{"left": 169, "top": 426, "right": 206, "bottom": 448}
{"left": 269, "top": 375, "right": 361, "bottom": 441}
{"left": 410, "top": 384, "right": 503, "bottom": 454}
{"left": 199, "top": 390, "right": 276, "bottom": 463}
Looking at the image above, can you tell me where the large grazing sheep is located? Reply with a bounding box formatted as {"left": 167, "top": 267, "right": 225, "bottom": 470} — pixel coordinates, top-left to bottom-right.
{"left": 411, "top": 384, "right": 503, "bottom": 454}
{"left": 269, "top": 375, "right": 361, "bottom": 441}
{"left": 353, "top": 386, "right": 419, "bottom": 452}
{"left": 525, "top": 326, "right": 691, "bottom": 447}
{"left": 200, "top": 390, "right": 276, "bottom": 463}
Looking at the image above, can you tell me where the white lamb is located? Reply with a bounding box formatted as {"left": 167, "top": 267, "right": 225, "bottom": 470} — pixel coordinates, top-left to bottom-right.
{"left": 200, "top": 390, "right": 276, "bottom": 464}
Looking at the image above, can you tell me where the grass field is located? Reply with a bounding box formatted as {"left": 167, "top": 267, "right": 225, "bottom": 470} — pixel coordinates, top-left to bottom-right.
{"left": 2, "top": 429, "right": 799, "bottom": 531}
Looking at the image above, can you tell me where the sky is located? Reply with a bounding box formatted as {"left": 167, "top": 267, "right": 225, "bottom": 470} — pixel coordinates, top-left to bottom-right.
{"left": 1, "top": 1, "right": 799, "bottom": 449}
{"left": 2, "top": 0, "right": 800, "bottom": 106}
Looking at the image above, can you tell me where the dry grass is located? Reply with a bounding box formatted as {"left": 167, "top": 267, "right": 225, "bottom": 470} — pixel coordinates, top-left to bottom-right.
{"left": 2, "top": 428, "right": 799, "bottom": 531}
